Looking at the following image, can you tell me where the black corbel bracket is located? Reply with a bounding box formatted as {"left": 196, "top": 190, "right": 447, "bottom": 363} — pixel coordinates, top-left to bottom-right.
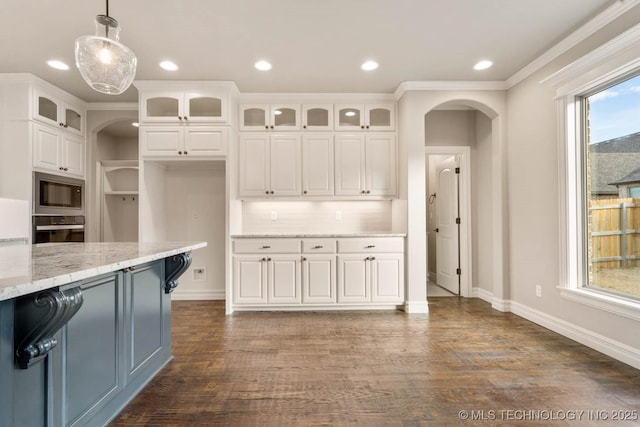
{"left": 164, "top": 252, "right": 192, "bottom": 293}
{"left": 14, "top": 287, "right": 84, "bottom": 369}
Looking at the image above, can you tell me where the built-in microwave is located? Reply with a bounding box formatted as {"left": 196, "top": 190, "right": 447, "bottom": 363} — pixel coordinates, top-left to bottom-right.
{"left": 33, "top": 172, "right": 84, "bottom": 215}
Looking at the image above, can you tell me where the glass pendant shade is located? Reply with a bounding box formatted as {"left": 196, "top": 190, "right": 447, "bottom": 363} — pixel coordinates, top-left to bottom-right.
{"left": 75, "top": 15, "right": 137, "bottom": 95}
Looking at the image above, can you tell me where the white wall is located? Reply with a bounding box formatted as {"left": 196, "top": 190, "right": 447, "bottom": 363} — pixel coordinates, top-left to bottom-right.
{"left": 506, "top": 5, "right": 640, "bottom": 367}
{"left": 164, "top": 162, "right": 226, "bottom": 300}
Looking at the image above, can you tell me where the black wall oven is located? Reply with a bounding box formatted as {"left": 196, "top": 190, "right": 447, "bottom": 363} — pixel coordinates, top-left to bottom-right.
{"left": 32, "top": 215, "right": 85, "bottom": 244}
{"left": 33, "top": 172, "right": 84, "bottom": 216}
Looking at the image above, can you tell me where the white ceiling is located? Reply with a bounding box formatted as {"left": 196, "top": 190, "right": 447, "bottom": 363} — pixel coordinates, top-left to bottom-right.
{"left": 0, "top": 0, "right": 622, "bottom": 103}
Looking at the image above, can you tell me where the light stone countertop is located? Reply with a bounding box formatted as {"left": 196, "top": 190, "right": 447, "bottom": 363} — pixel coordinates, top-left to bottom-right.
{"left": 0, "top": 242, "right": 206, "bottom": 302}
{"left": 231, "top": 233, "right": 406, "bottom": 238}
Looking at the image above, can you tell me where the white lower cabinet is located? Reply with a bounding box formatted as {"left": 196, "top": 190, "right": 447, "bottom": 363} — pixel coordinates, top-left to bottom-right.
{"left": 232, "top": 236, "right": 403, "bottom": 309}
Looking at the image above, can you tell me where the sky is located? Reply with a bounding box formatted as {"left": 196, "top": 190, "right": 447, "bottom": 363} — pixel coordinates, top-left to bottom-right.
{"left": 587, "top": 74, "right": 640, "bottom": 143}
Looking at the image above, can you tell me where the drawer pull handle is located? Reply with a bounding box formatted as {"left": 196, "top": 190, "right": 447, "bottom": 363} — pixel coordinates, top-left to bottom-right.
{"left": 261, "top": 245, "right": 271, "bottom": 249}
{"left": 312, "top": 245, "right": 323, "bottom": 249}
{"left": 365, "top": 245, "right": 376, "bottom": 249}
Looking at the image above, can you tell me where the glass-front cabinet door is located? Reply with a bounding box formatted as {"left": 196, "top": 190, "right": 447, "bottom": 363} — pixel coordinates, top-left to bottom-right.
{"left": 271, "top": 105, "right": 300, "bottom": 131}
{"left": 366, "top": 104, "right": 395, "bottom": 131}
{"left": 335, "top": 105, "right": 364, "bottom": 131}
{"left": 33, "top": 91, "right": 84, "bottom": 136}
{"left": 335, "top": 104, "right": 395, "bottom": 131}
{"left": 302, "top": 104, "right": 333, "bottom": 130}
{"left": 184, "top": 93, "right": 226, "bottom": 122}
{"left": 142, "top": 93, "right": 181, "bottom": 122}
{"left": 140, "top": 90, "right": 228, "bottom": 123}
{"left": 240, "top": 105, "right": 269, "bottom": 131}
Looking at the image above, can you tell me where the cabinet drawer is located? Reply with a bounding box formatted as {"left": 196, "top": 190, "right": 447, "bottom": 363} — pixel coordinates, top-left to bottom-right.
{"left": 302, "top": 239, "right": 336, "bottom": 254}
{"left": 233, "top": 239, "right": 301, "bottom": 254}
{"left": 337, "top": 237, "right": 403, "bottom": 253}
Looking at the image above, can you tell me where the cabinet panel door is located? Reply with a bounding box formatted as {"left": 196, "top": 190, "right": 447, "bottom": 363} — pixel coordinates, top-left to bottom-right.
{"left": 33, "top": 123, "right": 60, "bottom": 172}
{"left": 371, "top": 255, "right": 404, "bottom": 303}
{"left": 302, "top": 255, "right": 335, "bottom": 303}
{"left": 366, "top": 104, "right": 395, "bottom": 131}
{"left": 63, "top": 135, "right": 85, "bottom": 178}
{"left": 337, "top": 255, "right": 369, "bottom": 303}
{"left": 233, "top": 257, "right": 267, "bottom": 304}
{"left": 184, "top": 127, "right": 227, "bottom": 156}
{"left": 365, "top": 134, "right": 396, "bottom": 196}
{"left": 334, "top": 134, "right": 365, "bottom": 196}
{"left": 239, "top": 134, "right": 270, "bottom": 197}
{"left": 126, "top": 262, "right": 164, "bottom": 381}
{"left": 268, "top": 256, "right": 301, "bottom": 303}
{"left": 335, "top": 104, "right": 364, "bottom": 131}
{"left": 240, "top": 105, "right": 269, "bottom": 131}
{"left": 271, "top": 104, "right": 300, "bottom": 130}
{"left": 270, "top": 134, "right": 301, "bottom": 196}
{"left": 141, "top": 93, "right": 182, "bottom": 123}
{"left": 62, "top": 273, "right": 123, "bottom": 426}
{"left": 302, "top": 104, "right": 333, "bottom": 130}
{"left": 140, "top": 126, "right": 182, "bottom": 156}
{"left": 302, "top": 133, "right": 334, "bottom": 196}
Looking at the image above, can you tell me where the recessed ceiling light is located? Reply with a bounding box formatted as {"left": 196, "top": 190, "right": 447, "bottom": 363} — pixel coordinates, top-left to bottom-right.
{"left": 255, "top": 60, "right": 272, "bottom": 71}
{"left": 47, "top": 60, "right": 70, "bottom": 70}
{"left": 361, "top": 60, "right": 379, "bottom": 71}
{"left": 473, "top": 60, "right": 493, "bottom": 71}
{"left": 132, "top": 122, "right": 139, "bottom": 127}
{"left": 159, "top": 60, "right": 179, "bottom": 71}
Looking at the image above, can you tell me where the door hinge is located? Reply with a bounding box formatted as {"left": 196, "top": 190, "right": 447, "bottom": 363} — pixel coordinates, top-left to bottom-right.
{"left": 456, "top": 217, "right": 461, "bottom": 224}
{"left": 455, "top": 167, "right": 460, "bottom": 174}
{"left": 456, "top": 268, "right": 461, "bottom": 275}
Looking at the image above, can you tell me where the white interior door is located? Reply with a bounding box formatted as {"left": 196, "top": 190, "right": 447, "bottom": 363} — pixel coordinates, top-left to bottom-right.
{"left": 435, "top": 156, "right": 460, "bottom": 294}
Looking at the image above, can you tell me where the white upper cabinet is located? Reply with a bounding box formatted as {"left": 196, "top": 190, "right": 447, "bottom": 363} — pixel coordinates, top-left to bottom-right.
{"left": 334, "top": 133, "right": 396, "bottom": 197}
{"left": 33, "top": 122, "right": 84, "bottom": 178}
{"left": 140, "top": 91, "right": 227, "bottom": 123}
{"left": 240, "top": 104, "right": 301, "bottom": 131}
{"left": 239, "top": 133, "right": 301, "bottom": 197}
{"left": 140, "top": 126, "right": 227, "bottom": 158}
{"left": 334, "top": 103, "right": 395, "bottom": 131}
{"left": 33, "top": 89, "right": 85, "bottom": 136}
{"left": 302, "top": 104, "right": 333, "bottom": 130}
{"left": 301, "top": 133, "right": 334, "bottom": 196}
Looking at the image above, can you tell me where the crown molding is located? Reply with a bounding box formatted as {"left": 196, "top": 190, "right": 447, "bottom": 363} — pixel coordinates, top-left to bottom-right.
{"left": 506, "top": 0, "right": 640, "bottom": 88}
{"left": 394, "top": 81, "right": 507, "bottom": 99}
{"left": 86, "top": 102, "right": 138, "bottom": 111}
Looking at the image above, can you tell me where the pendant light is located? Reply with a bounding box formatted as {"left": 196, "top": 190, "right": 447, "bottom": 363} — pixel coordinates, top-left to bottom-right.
{"left": 74, "top": 0, "right": 137, "bottom": 95}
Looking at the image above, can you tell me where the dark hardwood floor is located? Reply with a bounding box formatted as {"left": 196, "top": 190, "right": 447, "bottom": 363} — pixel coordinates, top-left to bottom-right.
{"left": 110, "top": 298, "right": 640, "bottom": 426}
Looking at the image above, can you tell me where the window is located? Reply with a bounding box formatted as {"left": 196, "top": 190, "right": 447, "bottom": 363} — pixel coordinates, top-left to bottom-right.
{"left": 583, "top": 75, "right": 640, "bottom": 299}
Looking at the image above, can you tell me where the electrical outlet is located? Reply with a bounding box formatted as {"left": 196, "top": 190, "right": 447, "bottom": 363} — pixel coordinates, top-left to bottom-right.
{"left": 270, "top": 210, "right": 278, "bottom": 221}
{"left": 193, "top": 268, "right": 206, "bottom": 281}
{"left": 535, "top": 285, "right": 542, "bottom": 298}
{"left": 335, "top": 210, "right": 342, "bottom": 221}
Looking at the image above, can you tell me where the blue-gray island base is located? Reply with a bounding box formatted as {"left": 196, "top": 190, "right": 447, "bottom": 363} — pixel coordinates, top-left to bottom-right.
{"left": 0, "top": 242, "right": 205, "bottom": 427}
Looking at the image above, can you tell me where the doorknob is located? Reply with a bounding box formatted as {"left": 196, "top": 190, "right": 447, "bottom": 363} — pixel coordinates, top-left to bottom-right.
{"left": 435, "top": 228, "right": 439, "bottom": 232}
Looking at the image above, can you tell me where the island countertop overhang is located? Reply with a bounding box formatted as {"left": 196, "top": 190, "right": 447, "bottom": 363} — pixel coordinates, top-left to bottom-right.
{"left": 0, "top": 241, "right": 207, "bottom": 301}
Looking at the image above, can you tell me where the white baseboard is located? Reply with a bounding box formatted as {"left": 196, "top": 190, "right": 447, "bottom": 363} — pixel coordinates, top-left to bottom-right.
{"left": 510, "top": 301, "right": 640, "bottom": 370}
{"left": 404, "top": 300, "right": 429, "bottom": 313}
{"left": 171, "top": 290, "right": 225, "bottom": 300}
{"left": 472, "top": 287, "right": 493, "bottom": 304}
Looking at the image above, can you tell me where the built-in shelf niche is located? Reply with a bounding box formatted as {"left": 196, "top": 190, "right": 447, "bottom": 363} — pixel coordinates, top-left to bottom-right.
{"left": 101, "top": 160, "right": 139, "bottom": 242}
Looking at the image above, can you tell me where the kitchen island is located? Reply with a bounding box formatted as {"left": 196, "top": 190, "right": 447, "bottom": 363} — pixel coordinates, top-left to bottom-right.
{"left": 0, "top": 242, "right": 205, "bottom": 427}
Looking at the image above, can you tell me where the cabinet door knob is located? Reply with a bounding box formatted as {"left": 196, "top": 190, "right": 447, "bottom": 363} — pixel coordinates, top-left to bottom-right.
{"left": 270, "top": 191, "right": 274, "bottom": 194}
{"left": 184, "top": 116, "right": 188, "bottom": 121}
{"left": 261, "top": 257, "right": 267, "bottom": 262}
{"left": 265, "top": 190, "right": 270, "bottom": 194}
{"left": 370, "top": 256, "right": 376, "bottom": 261}
{"left": 178, "top": 151, "right": 183, "bottom": 155}
{"left": 303, "top": 190, "right": 307, "bottom": 194}
{"left": 63, "top": 124, "right": 68, "bottom": 128}
{"left": 59, "top": 122, "right": 64, "bottom": 127}
{"left": 301, "top": 257, "right": 307, "bottom": 261}
{"left": 366, "top": 125, "right": 370, "bottom": 129}
{"left": 361, "top": 190, "right": 366, "bottom": 194}
{"left": 59, "top": 167, "right": 64, "bottom": 170}
{"left": 64, "top": 167, "right": 68, "bottom": 171}
{"left": 184, "top": 151, "right": 188, "bottom": 155}
{"left": 361, "top": 125, "right": 365, "bottom": 129}
{"left": 267, "top": 257, "right": 272, "bottom": 261}
{"left": 366, "top": 190, "right": 371, "bottom": 194}
{"left": 178, "top": 116, "right": 183, "bottom": 120}
{"left": 303, "top": 125, "right": 307, "bottom": 129}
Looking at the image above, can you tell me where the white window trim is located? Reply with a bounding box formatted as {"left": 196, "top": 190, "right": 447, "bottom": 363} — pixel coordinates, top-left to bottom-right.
{"left": 546, "top": 22, "right": 640, "bottom": 318}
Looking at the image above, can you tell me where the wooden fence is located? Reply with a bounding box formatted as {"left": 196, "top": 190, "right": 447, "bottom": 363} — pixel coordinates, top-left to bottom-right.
{"left": 589, "top": 198, "right": 640, "bottom": 269}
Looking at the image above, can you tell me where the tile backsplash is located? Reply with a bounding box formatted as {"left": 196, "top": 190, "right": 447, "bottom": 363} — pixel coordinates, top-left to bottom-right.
{"left": 242, "top": 201, "right": 392, "bottom": 234}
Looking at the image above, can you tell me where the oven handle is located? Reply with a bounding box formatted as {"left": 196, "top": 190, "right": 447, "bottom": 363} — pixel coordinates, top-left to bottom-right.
{"left": 35, "top": 225, "right": 85, "bottom": 231}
